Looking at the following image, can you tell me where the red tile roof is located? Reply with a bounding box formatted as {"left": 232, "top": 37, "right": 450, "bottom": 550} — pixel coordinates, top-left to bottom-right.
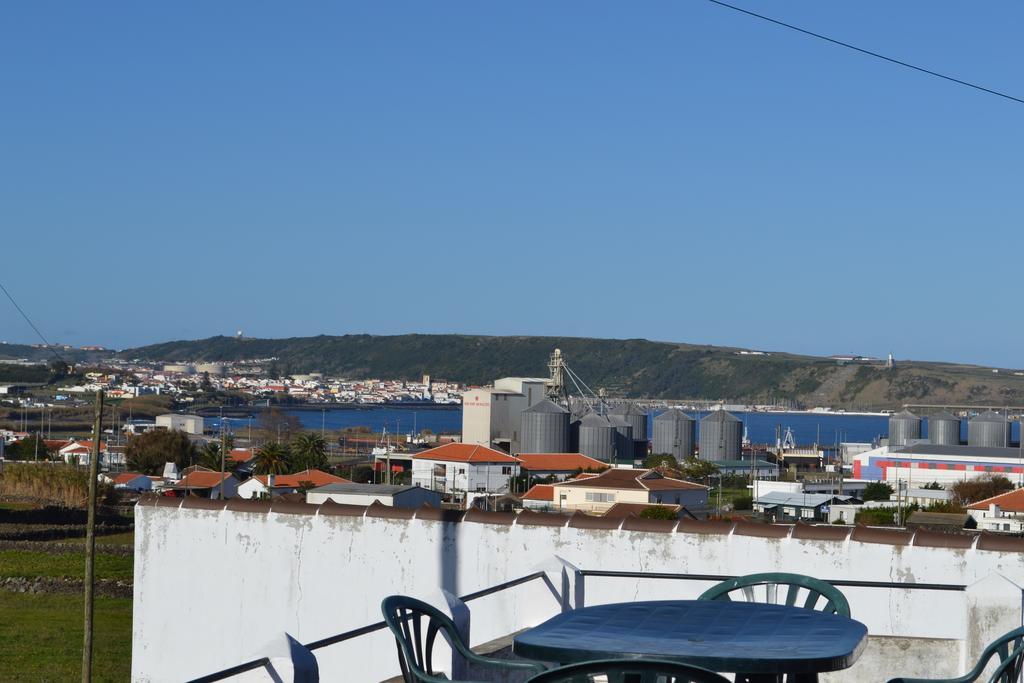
{"left": 253, "top": 469, "right": 349, "bottom": 488}
{"left": 112, "top": 472, "right": 147, "bottom": 485}
{"left": 179, "top": 471, "right": 233, "bottom": 489}
{"left": 554, "top": 468, "right": 707, "bottom": 491}
{"left": 228, "top": 448, "right": 254, "bottom": 463}
{"left": 968, "top": 488, "right": 1024, "bottom": 513}
{"left": 412, "top": 443, "right": 520, "bottom": 464}
{"left": 522, "top": 484, "right": 556, "bottom": 502}
{"left": 517, "top": 453, "right": 609, "bottom": 472}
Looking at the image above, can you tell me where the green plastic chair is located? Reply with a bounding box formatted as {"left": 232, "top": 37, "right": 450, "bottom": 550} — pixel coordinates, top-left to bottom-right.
{"left": 698, "top": 572, "right": 851, "bottom": 617}
{"left": 887, "top": 627, "right": 1024, "bottom": 683}
{"left": 381, "top": 595, "right": 548, "bottom": 683}
{"left": 526, "top": 658, "right": 731, "bottom": 683}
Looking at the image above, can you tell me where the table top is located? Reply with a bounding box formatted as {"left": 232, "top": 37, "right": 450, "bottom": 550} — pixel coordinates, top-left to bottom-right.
{"left": 513, "top": 600, "right": 868, "bottom": 674}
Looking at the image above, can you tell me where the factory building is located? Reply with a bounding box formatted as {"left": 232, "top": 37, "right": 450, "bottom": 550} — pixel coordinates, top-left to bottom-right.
{"left": 461, "top": 377, "right": 548, "bottom": 453}
{"left": 156, "top": 413, "right": 205, "bottom": 435}
{"left": 853, "top": 443, "right": 1024, "bottom": 485}
{"left": 610, "top": 403, "right": 649, "bottom": 461}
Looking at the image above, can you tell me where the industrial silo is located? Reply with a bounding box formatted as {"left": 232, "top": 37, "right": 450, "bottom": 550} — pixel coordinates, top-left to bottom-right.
{"left": 607, "top": 414, "right": 635, "bottom": 464}
{"left": 968, "top": 410, "right": 1010, "bottom": 448}
{"left": 611, "top": 403, "right": 648, "bottom": 460}
{"left": 699, "top": 410, "right": 742, "bottom": 460}
{"left": 652, "top": 409, "right": 696, "bottom": 460}
{"left": 888, "top": 410, "right": 922, "bottom": 448}
{"left": 927, "top": 411, "right": 962, "bottom": 446}
{"left": 577, "top": 413, "right": 616, "bottom": 463}
{"left": 519, "top": 399, "right": 570, "bottom": 454}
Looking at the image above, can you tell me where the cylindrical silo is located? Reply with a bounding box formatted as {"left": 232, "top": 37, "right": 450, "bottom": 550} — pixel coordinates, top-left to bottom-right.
{"left": 607, "top": 414, "right": 635, "bottom": 464}
{"left": 968, "top": 410, "right": 1010, "bottom": 448}
{"left": 577, "top": 413, "right": 616, "bottom": 463}
{"left": 519, "top": 399, "right": 570, "bottom": 454}
{"left": 652, "top": 409, "right": 696, "bottom": 460}
{"left": 927, "top": 411, "right": 962, "bottom": 446}
{"left": 699, "top": 410, "right": 742, "bottom": 460}
{"left": 611, "top": 403, "right": 648, "bottom": 461}
{"left": 888, "top": 410, "right": 922, "bottom": 448}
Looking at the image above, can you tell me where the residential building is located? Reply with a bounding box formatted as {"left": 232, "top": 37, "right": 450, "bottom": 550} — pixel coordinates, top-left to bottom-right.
{"left": 967, "top": 489, "right": 1024, "bottom": 532}
{"left": 237, "top": 469, "right": 348, "bottom": 499}
{"left": 305, "top": 483, "right": 441, "bottom": 509}
{"left": 517, "top": 453, "right": 609, "bottom": 481}
{"left": 521, "top": 484, "right": 556, "bottom": 511}
{"left": 753, "top": 491, "right": 859, "bottom": 522}
{"left": 411, "top": 443, "right": 521, "bottom": 498}
{"left": 550, "top": 468, "right": 708, "bottom": 516}
{"left": 104, "top": 472, "right": 153, "bottom": 492}
{"left": 168, "top": 468, "right": 239, "bottom": 499}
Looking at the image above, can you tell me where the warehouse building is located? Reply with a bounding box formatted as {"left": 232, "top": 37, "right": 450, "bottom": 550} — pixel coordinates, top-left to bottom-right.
{"left": 461, "top": 377, "right": 548, "bottom": 453}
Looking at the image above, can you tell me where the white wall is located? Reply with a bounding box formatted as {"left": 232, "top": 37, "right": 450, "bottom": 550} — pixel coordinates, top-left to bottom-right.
{"left": 133, "top": 501, "right": 1024, "bottom": 683}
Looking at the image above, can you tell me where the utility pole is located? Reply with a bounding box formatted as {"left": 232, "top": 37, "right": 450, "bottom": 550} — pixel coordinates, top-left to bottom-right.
{"left": 219, "top": 415, "right": 227, "bottom": 499}
{"left": 82, "top": 390, "right": 104, "bottom": 683}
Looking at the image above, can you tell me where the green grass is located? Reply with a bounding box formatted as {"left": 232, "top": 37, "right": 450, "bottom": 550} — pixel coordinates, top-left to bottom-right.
{"left": 67, "top": 531, "right": 135, "bottom": 547}
{"left": 0, "top": 550, "right": 133, "bottom": 581}
{"left": 0, "top": 501, "right": 37, "bottom": 510}
{"left": 0, "top": 592, "right": 132, "bottom": 682}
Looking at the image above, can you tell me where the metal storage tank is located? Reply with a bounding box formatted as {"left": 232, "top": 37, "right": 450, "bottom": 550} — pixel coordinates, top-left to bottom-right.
{"left": 927, "top": 411, "right": 962, "bottom": 446}
{"left": 888, "top": 410, "right": 922, "bottom": 448}
{"left": 519, "top": 399, "right": 570, "bottom": 454}
{"left": 577, "top": 413, "right": 616, "bottom": 463}
{"left": 607, "top": 414, "right": 635, "bottom": 464}
{"left": 968, "top": 410, "right": 1010, "bottom": 448}
{"left": 611, "top": 403, "right": 648, "bottom": 460}
{"left": 699, "top": 410, "right": 742, "bottom": 460}
{"left": 652, "top": 409, "right": 696, "bottom": 460}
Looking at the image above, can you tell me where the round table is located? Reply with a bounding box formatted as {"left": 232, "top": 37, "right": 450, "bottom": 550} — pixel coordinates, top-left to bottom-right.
{"left": 513, "top": 600, "right": 867, "bottom": 681}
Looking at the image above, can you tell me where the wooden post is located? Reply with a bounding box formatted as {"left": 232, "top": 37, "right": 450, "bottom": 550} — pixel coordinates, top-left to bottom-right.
{"left": 82, "top": 390, "right": 103, "bottom": 682}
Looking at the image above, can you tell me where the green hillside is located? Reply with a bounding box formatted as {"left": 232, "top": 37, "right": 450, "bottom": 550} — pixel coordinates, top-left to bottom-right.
{"left": 120, "top": 334, "right": 1024, "bottom": 410}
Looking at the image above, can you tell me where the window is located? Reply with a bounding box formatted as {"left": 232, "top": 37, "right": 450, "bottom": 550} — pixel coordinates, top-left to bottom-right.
{"left": 585, "top": 492, "right": 614, "bottom": 503}
{"left": 501, "top": 466, "right": 512, "bottom": 475}
{"left": 458, "top": 468, "right": 466, "bottom": 475}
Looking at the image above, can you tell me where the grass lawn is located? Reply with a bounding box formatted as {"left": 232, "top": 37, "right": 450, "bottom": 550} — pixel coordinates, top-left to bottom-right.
{"left": 0, "top": 592, "right": 132, "bottom": 682}
{"left": 0, "top": 501, "right": 38, "bottom": 511}
{"left": 68, "top": 531, "right": 135, "bottom": 547}
{"left": 0, "top": 550, "right": 133, "bottom": 581}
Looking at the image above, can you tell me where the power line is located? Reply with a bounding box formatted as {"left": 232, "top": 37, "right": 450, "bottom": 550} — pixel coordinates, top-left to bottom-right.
{"left": 704, "top": 0, "right": 1024, "bottom": 106}
{"left": 0, "top": 281, "right": 68, "bottom": 365}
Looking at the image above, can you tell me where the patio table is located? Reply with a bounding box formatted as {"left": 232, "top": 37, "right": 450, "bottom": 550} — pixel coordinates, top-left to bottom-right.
{"left": 513, "top": 599, "right": 867, "bottom": 683}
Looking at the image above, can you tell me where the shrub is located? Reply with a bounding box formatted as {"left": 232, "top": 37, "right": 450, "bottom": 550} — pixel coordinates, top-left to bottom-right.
{"left": 731, "top": 494, "right": 753, "bottom": 511}
{"left": 638, "top": 506, "right": 679, "bottom": 520}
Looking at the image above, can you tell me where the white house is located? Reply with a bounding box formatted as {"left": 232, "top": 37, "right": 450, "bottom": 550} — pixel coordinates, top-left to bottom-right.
{"left": 105, "top": 472, "right": 153, "bottom": 492}
{"left": 156, "top": 414, "right": 205, "bottom": 435}
{"left": 551, "top": 468, "right": 709, "bottom": 516}
{"left": 305, "top": 483, "right": 442, "bottom": 508}
{"left": 411, "top": 443, "right": 521, "bottom": 498}
{"left": 967, "top": 488, "right": 1024, "bottom": 532}
{"left": 236, "top": 469, "right": 348, "bottom": 500}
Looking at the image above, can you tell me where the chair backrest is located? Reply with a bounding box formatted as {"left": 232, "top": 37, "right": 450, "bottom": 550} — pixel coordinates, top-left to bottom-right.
{"left": 526, "top": 658, "right": 731, "bottom": 683}
{"left": 381, "top": 595, "right": 464, "bottom": 683}
{"left": 698, "top": 572, "right": 851, "bottom": 617}
{"left": 977, "top": 628, "right": 1024, "bottom": 683}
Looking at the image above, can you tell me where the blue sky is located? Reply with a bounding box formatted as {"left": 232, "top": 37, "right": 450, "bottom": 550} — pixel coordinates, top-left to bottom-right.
{"left": 1, "top": 2, "right": 1021, "bottom": 366}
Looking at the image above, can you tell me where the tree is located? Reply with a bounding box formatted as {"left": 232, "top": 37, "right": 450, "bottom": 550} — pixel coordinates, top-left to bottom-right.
{"left": 126, "top": 429, "right": 197, "bottom": 475}
{"left": 253, "top": 442, "right": 292, "bottom": 475}
{"left": 645, "top": 454, "right": 678, "bottom": 470}
{"left": 257, "top": 407, "right": 301, "bottom": 443}
{"left": 291, "top": 433, "right": 328, "bottom": 472}
{"left": 197, "top": 442, "right": 227, "bottom": 472}
{"left": 638, "top": 506, "right": 679, "bottom": 520}
{"left": 951, "top": 474, "right": 1014, "bottom": 506}
{"left": 678, "top": 457, "right": 720, "bottom": 481}
{"left": 862, "top": 482, "right": 894, "bottom": 502}
{"left": 3, "top": 434, "right": 52, "bottom": 461}
{"left": 923, "top": 481, "right": 944, "bottom": 490}
{"left": 732, "top": 494, "right": 753, "bottom": 511}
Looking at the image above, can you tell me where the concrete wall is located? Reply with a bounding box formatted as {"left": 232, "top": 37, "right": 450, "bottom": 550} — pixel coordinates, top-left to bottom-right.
{"left": 133, "top": 500, "right": 1024, "bottom": 683}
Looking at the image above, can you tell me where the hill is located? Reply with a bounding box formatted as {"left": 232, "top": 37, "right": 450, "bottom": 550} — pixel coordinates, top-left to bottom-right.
{"left": 120, "top": 334, "right": 1024, "bottom": 410}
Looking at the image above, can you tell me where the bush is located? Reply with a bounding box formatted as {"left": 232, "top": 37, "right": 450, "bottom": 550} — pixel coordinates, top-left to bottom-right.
{"left": 862, "top": 482, "right": 894, "bottom": 501}
{"left": 731, "top": 494, "right": 753, "bottom": 511}
{"left": 638, "top": 506, "right": 679, "bottom": 520}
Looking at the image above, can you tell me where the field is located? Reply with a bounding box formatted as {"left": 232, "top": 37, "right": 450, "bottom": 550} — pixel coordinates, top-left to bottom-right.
{"left": 0, "top": 499, "right": 134, "bottom": 683}
{"left": 0, "top": 592, "right": 132, "bottom": 682}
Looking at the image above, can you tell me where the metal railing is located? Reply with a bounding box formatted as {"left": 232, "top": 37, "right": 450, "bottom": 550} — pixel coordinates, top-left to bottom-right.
{"left": 187, "top": 571, "right": 548, "bottom": 683}
{"left": 189, "top": 568, "right": 969, "bottom": 682}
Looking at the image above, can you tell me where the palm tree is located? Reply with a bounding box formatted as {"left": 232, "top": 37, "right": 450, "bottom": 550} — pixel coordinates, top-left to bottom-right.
{"left": 254, "top": 442, "right": 292, "bottom": 475}
{"left": 197, "top": 442, "right": 224, "bottom": 472}
{"left": 291, "top": 433, "right": 328, "bottom": 472}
